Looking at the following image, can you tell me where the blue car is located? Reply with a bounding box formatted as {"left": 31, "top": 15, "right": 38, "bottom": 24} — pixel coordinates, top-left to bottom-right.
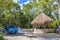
{"left": 2, "top": 24, "right": 18, "bottom": 34}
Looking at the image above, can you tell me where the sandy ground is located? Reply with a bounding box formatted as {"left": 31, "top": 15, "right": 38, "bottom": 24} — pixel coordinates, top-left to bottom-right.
{"left": 4, "top": 28, "right": 60, "bottom": 40}
{"left": 4, "top": 33, "right": 60, "bottom": 40}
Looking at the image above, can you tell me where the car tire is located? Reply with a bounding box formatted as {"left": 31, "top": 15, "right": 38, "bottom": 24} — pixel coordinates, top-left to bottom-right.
{"left": 14, "top": 31, "right": 17, "bottom": 34}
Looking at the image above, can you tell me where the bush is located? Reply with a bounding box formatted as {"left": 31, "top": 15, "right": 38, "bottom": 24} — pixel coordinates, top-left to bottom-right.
{"left": 48, "top": 20, "right": 59, "bottom": 29}
{"left": 48, "top": 21, "right": 55, "bottom": 29}
{"left": 0, "top": 36, "right": 4, "bottom": 40}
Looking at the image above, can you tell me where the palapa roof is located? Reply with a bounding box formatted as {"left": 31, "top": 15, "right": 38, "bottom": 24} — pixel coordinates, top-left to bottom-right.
{"left": 31, "top": 13, "right": 53, "bottom": 25}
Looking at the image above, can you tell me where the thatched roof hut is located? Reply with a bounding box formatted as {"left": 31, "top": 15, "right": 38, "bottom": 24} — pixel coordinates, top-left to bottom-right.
{"left": 31, "top": 13, "right": 53, "bottom": 26}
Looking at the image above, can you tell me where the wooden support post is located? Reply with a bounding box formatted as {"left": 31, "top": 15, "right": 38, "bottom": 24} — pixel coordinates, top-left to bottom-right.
{"left": 33, "top": 26, "right": 34, "bottom": 32}
{"left": 33, "top": 25, "right": 37, "bottom": 33}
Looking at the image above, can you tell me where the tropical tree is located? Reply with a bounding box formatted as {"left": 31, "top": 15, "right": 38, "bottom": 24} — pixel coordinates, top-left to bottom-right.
{"left": 21, "top": 0, "right": 58, "bottom": 28}
{"left": 0, "top": 0, "right": 21, "bottom": 26}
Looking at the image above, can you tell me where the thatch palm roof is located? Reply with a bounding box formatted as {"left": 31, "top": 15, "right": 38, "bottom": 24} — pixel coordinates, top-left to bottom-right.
{"left": 31, "top": 13, "right": 53, "bottom": 25}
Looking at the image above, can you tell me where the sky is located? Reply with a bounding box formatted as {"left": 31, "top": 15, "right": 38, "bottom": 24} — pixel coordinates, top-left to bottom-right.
{"left": 13, "top": 0, "right": 58, "bottom": 5}
{"left": 13, "top": 0, "right": 29, "bottom": 5}
{"left": 13, "top": 0, "right": 29, "bottom": 9}
{"left": 13, "top": 0, "right": 58, "bottom": 9}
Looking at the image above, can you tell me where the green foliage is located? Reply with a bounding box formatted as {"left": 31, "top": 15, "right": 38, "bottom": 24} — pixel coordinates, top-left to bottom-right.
{"left": 0, "top": 0, "right": 21, "bottom": 27}
{"left": 48, "top": 20, "right": 60, "bottom": 29}
{"left": 48, "top": 21, "right": 56, "bottom": 29}
{"left": 21, "top": 0, "right": 58, "bottom": 28}
{"left": 0, "top": 0, "right": 58, "bottom": 28}
{"left": 0, "top": 36, "right": 4, "bottom": 40}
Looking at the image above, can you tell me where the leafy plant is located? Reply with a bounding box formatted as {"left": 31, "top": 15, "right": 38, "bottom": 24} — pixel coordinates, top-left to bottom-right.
{"left": 48, "top": 20, "right": 60, "bottom": 29}
{"left": 0, "top": 36, "right": 4, "bottom": 40}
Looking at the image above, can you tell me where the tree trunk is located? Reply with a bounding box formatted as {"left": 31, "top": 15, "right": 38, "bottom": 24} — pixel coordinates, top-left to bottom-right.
{"left": 58, "top": 0, "right": 60, "bottom": 20}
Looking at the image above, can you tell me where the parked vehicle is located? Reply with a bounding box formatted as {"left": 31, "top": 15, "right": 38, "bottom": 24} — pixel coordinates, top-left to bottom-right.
{"left": 2, "top": 23, "right": 18, "bottom": 34}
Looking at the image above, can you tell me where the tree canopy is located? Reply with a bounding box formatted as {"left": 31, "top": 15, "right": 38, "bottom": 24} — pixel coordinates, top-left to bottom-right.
{"left": 0, "top": 0, "right": 58, "bottom": 28}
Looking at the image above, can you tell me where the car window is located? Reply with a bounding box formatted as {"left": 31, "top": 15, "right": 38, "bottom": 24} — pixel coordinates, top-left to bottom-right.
{"left": 9, "top": 25, "right": 15, "bottom": 28}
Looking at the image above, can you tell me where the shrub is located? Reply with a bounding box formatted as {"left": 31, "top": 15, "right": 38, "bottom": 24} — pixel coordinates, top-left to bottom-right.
{"left": 0, "top": 36, "right": 4, "bottom": 40}
{"left": 48, "top": 20, "right": 59, "bottom": 29}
